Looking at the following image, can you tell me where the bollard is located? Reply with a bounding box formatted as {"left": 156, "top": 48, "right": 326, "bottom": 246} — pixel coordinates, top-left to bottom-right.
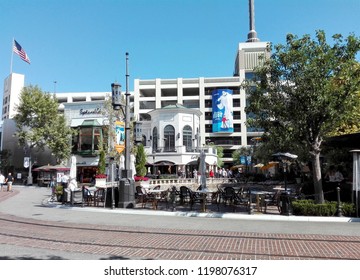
{"left": 336, "top": 186, "right": 343, "bottom": 217}
{"left": 248, "top": 190, "right": 253, "bottom": 214}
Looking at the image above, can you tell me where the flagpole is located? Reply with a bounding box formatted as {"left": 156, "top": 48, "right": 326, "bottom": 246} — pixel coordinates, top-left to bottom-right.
{"left": 10, "top": 38, "right": 14, "bottom": 74}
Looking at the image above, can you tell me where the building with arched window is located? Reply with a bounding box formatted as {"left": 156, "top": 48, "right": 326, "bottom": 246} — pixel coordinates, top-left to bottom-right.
{"left": 139, "top": 104, "right": 218, "bottom": 177}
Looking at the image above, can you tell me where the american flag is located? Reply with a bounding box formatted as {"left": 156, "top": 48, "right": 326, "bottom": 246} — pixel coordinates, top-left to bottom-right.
{"left": 13, "top": 40, "right": 30, "bottom": 64}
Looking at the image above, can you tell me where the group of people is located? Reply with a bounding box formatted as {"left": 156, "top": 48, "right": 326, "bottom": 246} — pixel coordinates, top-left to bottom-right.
{"left": 324, "top": 165, "right": 344, "bottom": 183}
{"left": 0, "top": 172, "right": 14, "bottom": 192}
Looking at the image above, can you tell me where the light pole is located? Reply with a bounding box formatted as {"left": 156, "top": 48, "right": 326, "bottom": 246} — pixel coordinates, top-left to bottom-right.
{"left": 273, "top": 152, "right": 298, "bottom": 216}
{"left": 111, "top": 52, "right": 135, "bottom": 208}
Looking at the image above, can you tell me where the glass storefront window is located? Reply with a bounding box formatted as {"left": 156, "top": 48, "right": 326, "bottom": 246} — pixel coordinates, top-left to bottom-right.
{"left": 72, "top": 126, "right": 103, "bottom": 155}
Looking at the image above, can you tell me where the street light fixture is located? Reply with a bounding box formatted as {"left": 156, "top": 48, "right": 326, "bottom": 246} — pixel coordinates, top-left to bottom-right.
{"left": 110, "top": 52, "right": 135, "bottom": 208}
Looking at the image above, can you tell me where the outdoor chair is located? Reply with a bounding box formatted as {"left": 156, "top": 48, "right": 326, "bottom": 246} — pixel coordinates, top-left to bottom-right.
{"left": 135, "top": 185, "right": 158, "bottom": 209}
{"left": 222, "top": 186, "right": 236, "bottom": 206}
{"left": 179, "top": 186, "right": 202, "bottom": 210}
{"left": 179, "top": 186, "right": 192, "bottom": 206}
{"left": 167, "top": 186, "right": 178, "bottom": 210}
{"left": 82, "top": 186, "right": 93, "bottom": 206}
{"left": 93, "top": 188, "right": 105, "bottom": 207}
{"left": 233, "top": 188, "right": 251, "bottom": 212}
{"left": 135, "top": 185, "right": 148, "bottom": 208}
{"left": 215, "top": 185, "right": 228, "bottom": 211}
{"left": 151, "top": 185, "right": 168, "bottom": 208}
{"left": 262, "top": 191, "right": 281, "bottom": 213}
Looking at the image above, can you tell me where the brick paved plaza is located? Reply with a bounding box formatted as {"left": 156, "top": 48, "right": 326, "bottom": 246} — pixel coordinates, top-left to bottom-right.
{"left": 1, "top": 187, "right": 360, "bottom": 260}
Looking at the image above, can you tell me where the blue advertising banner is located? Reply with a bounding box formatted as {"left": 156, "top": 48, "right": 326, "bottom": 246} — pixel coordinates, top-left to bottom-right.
{"left": 212, "top": 89, "right": 234, "bottom": 133}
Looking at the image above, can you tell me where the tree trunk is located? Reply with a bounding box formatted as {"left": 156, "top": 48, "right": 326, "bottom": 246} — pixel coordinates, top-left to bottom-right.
{"left": 311, "top": 151, "right": 324, "bottom": 204}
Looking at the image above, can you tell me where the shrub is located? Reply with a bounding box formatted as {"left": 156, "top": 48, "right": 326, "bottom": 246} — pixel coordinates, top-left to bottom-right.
{"left": 291, "top": 199, "right": 354, "bottom": 216}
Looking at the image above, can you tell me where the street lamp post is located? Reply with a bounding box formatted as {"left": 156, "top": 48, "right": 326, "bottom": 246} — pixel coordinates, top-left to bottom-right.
{"left": 111, "top": 52, "right": 135, "bottom": 208}
{"left": 273, "top": 152, "right": 298, "bottom": 216}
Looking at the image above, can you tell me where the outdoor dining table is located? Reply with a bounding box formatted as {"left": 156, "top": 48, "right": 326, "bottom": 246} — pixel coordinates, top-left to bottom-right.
{"left": 194, "top": 189, "right": 215, "bottom": 212}
{"left": 249, "top": 190, "right": 271, "bottom": 212}
{"left": 146, "top": 189, "right": 166, "bottom": 210}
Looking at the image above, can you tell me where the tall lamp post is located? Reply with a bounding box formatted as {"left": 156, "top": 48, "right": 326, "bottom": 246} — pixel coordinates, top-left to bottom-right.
{"left": 111, "top": 52, "right": 135, "bottom": 208}
{"left": 273, "top": 152, "right": 298, "bottom": 216}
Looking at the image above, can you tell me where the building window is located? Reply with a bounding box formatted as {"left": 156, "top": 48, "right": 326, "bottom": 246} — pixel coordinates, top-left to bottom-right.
{"left": 72, "top": 123, "right": 103, "bottom": 155}
{"left": 182, "top": 125, "right": 192, "bottom": 152}
{"left": 163, "top": 125, "right": 175, "bottom": 152}
{"left": 142, "top": 135, "right": 147, "bottom": 146}
{"left": 152, "top": 127, "right": 158, "bottom": 151}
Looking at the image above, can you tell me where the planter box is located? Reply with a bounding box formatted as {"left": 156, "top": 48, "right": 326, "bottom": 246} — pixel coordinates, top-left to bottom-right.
{"left": 95, "top": 178, "right": 107, "bottom": 187}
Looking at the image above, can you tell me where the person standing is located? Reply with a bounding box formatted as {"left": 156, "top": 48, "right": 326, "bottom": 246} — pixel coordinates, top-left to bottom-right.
{"left": 5, "top": 172, "right": 14, "bottom": 192}
{"left": 209, "top": 169, "right": 214, "bottom": 181}
{"left": 61, "top": 173, "right": 69, "bottom": 204}
{"left": 49, "top": 175, "right": 56, "bottom": 201}
{"left": 0, "top": 173, "right": 5, "bottom": 192}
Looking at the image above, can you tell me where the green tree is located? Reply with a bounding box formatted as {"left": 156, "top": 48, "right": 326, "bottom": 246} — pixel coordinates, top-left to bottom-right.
{"left": 14, "top": 85, "right": 74, "bottom": 163}
{"left": 243, "top": 31, "right": 360, "bottom": 203}
{"left": 232, "top": 147, "right": 252, "bottom": 165}
{"left": 98, "top": 149, "right": 106, "bottom": 175}
{"left": 216, "top": 146, "right": 224, "bottom": 168}
{"left": 0, "top": 149, "right": 12, "bottom": 173}
{"left": 135, "top": 144, "right": 147, "bottom": 177}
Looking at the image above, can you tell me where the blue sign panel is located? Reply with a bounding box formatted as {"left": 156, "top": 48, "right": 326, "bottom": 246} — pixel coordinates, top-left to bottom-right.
{"left": 240, "top": 156, "right": 246, "bottom": 165}
{"left": 212, "top": 89, "right": 234, "bottom": 133}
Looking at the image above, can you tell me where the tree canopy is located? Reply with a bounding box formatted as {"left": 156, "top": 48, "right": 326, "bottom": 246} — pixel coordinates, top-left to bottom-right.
{"left": 243, "top": 30, "right": 360, "bottom": 203}
{"left": 14, "top": 85, "right": 74, "bottom": 163}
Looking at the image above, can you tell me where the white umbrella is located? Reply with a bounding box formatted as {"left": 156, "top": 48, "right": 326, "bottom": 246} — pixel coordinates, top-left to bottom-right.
{"left": 130, "top": 154, "right": 136, "bottom": 178}
{"left": 200, "top": 149, "right": 207, "bottom": 190}
{"left": 119, "top": 154, "right": 125, "bottom": 179}
{"left": 273, "top": 152, "right": 298, "bottom": 159}
{"left": 68, "top": 155, "right": 77, "bottom": 190}
{"left": 119, "top": 154, "right": 125, "bottom": 170}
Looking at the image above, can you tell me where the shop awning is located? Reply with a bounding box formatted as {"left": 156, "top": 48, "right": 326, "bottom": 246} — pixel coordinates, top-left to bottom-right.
{"left": 153, "top": 161, "right": 175, "bottom": 166}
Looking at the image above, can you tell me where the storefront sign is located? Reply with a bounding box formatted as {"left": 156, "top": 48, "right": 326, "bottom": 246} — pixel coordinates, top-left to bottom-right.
{"left": 79, "top": 107, "right": 101, "bottom": 116}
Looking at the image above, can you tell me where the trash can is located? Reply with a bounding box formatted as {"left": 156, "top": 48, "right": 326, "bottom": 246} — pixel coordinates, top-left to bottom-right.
{"left": 279, "top": 190, "right": 293, "bottom": 216}
{"left": 105, "top": 185, "right": 119, "bottom": 208}
{"left": 118, "top": 178, "right": 135, "bottom": 208}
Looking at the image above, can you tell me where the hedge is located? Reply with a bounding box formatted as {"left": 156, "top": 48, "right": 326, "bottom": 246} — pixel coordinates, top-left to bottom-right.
{"left": 292, "top": 199, "right": 355, "bottom": 217}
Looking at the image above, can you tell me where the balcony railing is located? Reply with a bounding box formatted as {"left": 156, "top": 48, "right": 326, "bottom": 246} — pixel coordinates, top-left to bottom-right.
{"left": 145, "top": 145, "right": 217, "bottom": 156}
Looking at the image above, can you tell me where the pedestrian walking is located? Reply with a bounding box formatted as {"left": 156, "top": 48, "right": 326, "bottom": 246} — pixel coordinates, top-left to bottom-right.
{"left": 0, "top": 173, "right": 5, "bottom": 192}
{"left": 49, "top": 175, "right": 56, "bottom": 201}
{"left": 5, "top": 172, "right": 14, "bottom": 192}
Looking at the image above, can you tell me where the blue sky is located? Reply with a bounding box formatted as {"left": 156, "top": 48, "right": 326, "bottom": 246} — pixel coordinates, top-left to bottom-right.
{"left": 0, "top": 0, "right": 359, "bottom": 95}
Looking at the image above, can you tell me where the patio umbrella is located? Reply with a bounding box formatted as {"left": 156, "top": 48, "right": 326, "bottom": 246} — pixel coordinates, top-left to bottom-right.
{"left": 33, "top": 165, "right": 52, "bottom": 172}
{"left": 68, "top": 155, "right": 77, "bottom": 190}
{"left": 261, "top": 162, "right": 278, "bottom": 170}
{"left": 130, "top": 154, "right": 136, "bottom": 178}
{"left": 199, "top": 149, "right": 207, "bottom": 190}
{"left": 272, "top": 152, "right": 298, "bottom": 160}
{"left": 119, "top": 155, "right": 125, "bottom": 170}
{"left": 230, "top": 164, "right": 245, "bottom": 171}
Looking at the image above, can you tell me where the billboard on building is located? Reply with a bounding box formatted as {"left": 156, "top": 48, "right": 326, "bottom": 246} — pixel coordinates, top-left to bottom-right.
{"left": 212, "top": 89, "right": 234, "bottom": 133}
{"left": 115, "top": 121, "right": 125, "bottom": 153}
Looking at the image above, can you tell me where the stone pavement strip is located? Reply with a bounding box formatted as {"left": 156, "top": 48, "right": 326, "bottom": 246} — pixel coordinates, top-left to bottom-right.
{"left": 0, "top": 186, "right": 360, "bottom": 260}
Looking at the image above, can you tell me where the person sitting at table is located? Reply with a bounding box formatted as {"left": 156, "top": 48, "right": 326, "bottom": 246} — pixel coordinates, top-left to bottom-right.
{"left": 325, "top": 165, "right": 344, "bottom": 183}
